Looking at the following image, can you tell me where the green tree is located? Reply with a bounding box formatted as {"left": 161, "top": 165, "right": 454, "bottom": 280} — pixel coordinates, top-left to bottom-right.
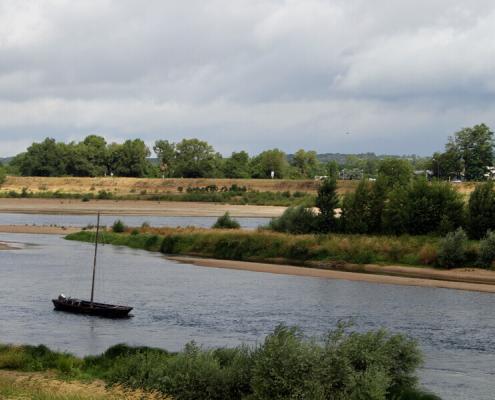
{"left": 324, "top": 160, "right": 339, "bottom": 179}
{"left": 250, "top": 149, "right": 288, "bottom": 179}
{"left": 453, "top": 123, "right": 493, "bottom": 181}
{"left": 153, "top": 140, "right": 176, "bottom": 177}
{"left": 377, "top": 158, "right": 413, "bottom": 189}
{"left": 174, "top": 138, "right": 221, "bottom": 178}
{"left": 109, "top": 139, "right": 151, "bottom": 177}
{"left": 430, "top": 144, "right": 463, "bottom": 180}
{"left": 467, "top": 182, "right": 495, "bottom": 239}
{"left": 11, "top": 138, "right": 70, "bottom": 176}
{"left": 291, "top": 149, "right": 320, "bottom": 178}
{"left": 340, "top": 180, "right": 373, "bottom": 234}
{"left": 383, "top": 179, "right": 465, "bottom": 235}
{"left": 223, "top": 151, "right": 251, "bottom": 178}
{"left": 315, "top": 178, "right": 340, "bottom": 232}
{"left": 0, "top": 164, "right": 6, "bottom": 186}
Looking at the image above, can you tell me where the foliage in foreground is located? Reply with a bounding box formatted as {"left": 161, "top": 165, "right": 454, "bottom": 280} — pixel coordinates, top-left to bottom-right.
{"left": 0, "top": 325, "right": 439, "bottom": 400}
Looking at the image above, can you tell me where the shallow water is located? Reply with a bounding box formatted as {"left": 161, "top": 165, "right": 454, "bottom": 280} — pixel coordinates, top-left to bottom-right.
{"left": 0, "top": 212, "right": 270, "bottom": 229}
{"left": 1, "top": 232, "right": 494, "bottom": 399}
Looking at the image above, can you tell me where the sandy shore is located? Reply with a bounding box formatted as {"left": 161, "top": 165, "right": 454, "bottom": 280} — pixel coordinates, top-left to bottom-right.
{"left": 169, "top": 256, "right": 495, "bottom": 293}
{"left": 0, "top": 198, "right": 285, "bottom": 217}
{"left": 0, "top": 225, "right": 80, "bottom": 235}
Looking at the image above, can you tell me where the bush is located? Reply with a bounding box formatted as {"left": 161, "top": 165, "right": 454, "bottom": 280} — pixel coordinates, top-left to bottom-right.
{"left": 0, "top": 166, "right": 6, "bottom": 186}
{"left": 437, "top": 228, "right": 468, "bottom": 268}
{"left": 269, "top": 206, "right": 318, "bottom": 234}
{"left": 467, "top": 182, "right": 495, "bottom": 239}
{"left": 112, "top": 220, "right": 126, "bottom": 233}
{"left": 212, "top": 212, "right": 241, "bottom": 229}
{"left": 478, "top": 231, "right": 495, "bottom": 268}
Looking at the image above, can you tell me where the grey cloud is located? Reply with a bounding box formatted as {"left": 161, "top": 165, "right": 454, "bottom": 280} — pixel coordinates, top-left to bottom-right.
{"left": 1, "top": 0, "right": 495, "bottom": 156}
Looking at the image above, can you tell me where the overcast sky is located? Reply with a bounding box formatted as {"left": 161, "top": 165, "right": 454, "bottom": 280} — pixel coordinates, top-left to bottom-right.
{"left": 1, "top": 0, "right": 495, "bottom": 157}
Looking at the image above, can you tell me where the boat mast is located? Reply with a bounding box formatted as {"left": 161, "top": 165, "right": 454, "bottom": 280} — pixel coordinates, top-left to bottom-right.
{"left": 90, "top": 212, "right": 100, "bottom": 304}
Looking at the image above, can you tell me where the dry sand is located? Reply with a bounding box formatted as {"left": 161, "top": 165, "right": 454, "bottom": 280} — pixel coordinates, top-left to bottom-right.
{"left": 169, "top": 256, "right": 495, "bottom": 294}
{"left": 0, "top": 225, "right": 80, "bottom": 235}
{"left": 0, "top": 198, "right": 286, "bottom": 217}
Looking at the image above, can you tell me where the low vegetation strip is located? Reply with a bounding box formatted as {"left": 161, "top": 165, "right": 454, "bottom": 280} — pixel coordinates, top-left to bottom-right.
{"left": 0, "top": 326, "right": 439, "bottom": 400}
{"left": 67, "top": 228, "right": 445, "bottom": 268}
{"left": 0, "top": 371, "right": 168, "bottom": 400}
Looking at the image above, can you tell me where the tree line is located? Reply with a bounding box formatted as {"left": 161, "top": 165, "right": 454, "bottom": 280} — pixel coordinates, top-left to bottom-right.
{"left": 2, "top": 123, "right": 494, "bottom": 180}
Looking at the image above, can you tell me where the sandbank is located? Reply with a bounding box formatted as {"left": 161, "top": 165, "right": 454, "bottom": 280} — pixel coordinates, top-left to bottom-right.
{"left": 169, "top": 256, "right": 495, "bottom": 294}
{"left": 0, "top": 198, "right": 285, "bottom": 217}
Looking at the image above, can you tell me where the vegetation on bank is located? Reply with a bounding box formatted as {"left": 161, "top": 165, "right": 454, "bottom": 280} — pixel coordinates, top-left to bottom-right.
{"left": 0, "top": 186, "right": 315, "bottom": 207}
{"left": 67, "top": 227, "right": 488, "bottom": 269}
{"left": 0, "top": 325, "right": 440, "bottom": 400}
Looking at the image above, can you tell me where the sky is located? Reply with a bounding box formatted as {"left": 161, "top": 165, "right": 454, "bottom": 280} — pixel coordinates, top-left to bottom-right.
{"left": 1, "top": 0, "right": 495, "bottom": 157}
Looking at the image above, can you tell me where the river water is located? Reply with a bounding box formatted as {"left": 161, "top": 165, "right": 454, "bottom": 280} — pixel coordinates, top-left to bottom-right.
{"left": 1, "top": 232, "right": 495, "bottom": 399}
{"left": 0, "top": 212, "right": 270, "bottom": 229}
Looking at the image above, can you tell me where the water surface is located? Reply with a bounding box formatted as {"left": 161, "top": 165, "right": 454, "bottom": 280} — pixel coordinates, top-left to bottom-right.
{"left": 0, "top": 212, "right": 270, "bottom": 229}
{"left": 0, "top": 232, "right": 494, "bottom": 399}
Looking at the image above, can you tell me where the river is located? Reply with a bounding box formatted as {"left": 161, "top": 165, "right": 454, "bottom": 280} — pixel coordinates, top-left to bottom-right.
{"left": 1, "top": 232, "right": 495, "bottom": 399}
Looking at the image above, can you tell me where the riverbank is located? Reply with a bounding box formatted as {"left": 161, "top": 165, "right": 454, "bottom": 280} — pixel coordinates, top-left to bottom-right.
{"left": 66, "top": 229, "right": 495, "bottom": 293}
{"left": 0, "top": 225, "right": 80, "bottom": 235}
{"left": 0, "top": 198, "right": 286, "bottom": 217}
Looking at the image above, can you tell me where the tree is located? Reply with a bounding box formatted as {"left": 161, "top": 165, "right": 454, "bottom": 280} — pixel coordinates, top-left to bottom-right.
{"left": 0, "top": 164, "right": 6, "bottom": 186}
{"left": 383, "top": 179, "right": 465, "bottom": 235}
{"left": 430, "top": 145, "right": 462, "bottom": 180}
{"left": 453, "top": 124, "right": 493, "bottom": 181}
{"left": 223, "top": 151, "right": 251, "bottom": 178}
{"left": 315, "top": 178, "right": 340, "bottom": 232}
{"left": 467, "top": 182, "right": 495, "bottom": 239}
{"left": 250, "top": 149, "right": 289, "bottom": 179}
{"left": 109, "top": 139, "right": 151, "bottom": 177}
{"left": 11, "top": 138, "right": 70, "bottom": 176}
{"left": 377, "top": 158, "right": 413, "bottom": 189}
{"left": 290, "top": 149, "right": 319, "bottom": 178}
{"left": 153, "top": 140, "right": 176, "bottom": 177}
{"left": 340, "top": 180, "right": 373, "bottom": 234}
{"left": 173, "top": 138, "right": 221, "bottom": 178}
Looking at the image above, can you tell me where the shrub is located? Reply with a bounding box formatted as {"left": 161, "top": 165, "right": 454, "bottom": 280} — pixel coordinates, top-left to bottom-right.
{"left": 112, "top": 220, "right": 126, "bottom": 233}
{"left": 478, "top": 231, "right": 495, "bottom": 268}
{"left": 97, "top": 190, "right": 113, "bottom": 200}
{"left": 467, "top": 182, "right": 495, "bottom": 239}
{"left": 212, "top": 212, "right": 241, "bottom": 229}
{"left": 269, "top": 206, "right": 318, "bottom": 234}
{"left": 315, "top": 178, "right": 340, "bottom": 233}
{"left": 0, "top": 166, "right": 6, "bottom": 186}
{"left": 437, "top": 228, "right": 468, "bottom": 268}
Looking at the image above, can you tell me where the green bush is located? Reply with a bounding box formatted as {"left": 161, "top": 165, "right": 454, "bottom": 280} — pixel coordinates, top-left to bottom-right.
{"left": 478, "top": 230, "right": 495, "bottom": 268}
{"left": 212, "top": 212, "right": 241, "bottom": 229}
{"left": 0, "top": 327, "right": 431, "bottom": 400}
{"left": 112, "top": 220, "right": 126, "bottom": 233}
{"left": 0, "top": 166, "right": 6, "bottom": 186}
{"left": 437, "top": 228, "right": 468, "bottom": 268}
{"left": 269, "top": 206, "right": 318, "bottom": 234}
{"left": 467, "top": 182, "right": 495, "bottom": 239}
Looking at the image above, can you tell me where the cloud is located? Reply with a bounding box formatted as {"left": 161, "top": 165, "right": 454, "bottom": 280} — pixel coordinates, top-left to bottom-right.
{"left": 1, "top": 0, "right": 495, "bottom": 156}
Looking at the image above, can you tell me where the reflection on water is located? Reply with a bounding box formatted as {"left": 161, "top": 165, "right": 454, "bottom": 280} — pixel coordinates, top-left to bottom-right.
{"left": 0, "top": 233, "right": 494, "bottom": 399}
{"left": 0, "top": 212, "right": 270, "bottom": 229}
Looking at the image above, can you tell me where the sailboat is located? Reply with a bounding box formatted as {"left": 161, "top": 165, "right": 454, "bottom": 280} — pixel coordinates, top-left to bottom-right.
{"left": 52, "top": 212, "right": 133, "bottom": 318}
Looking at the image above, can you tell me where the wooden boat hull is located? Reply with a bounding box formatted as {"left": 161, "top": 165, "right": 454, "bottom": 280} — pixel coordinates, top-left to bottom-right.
{"left": 52, "top": 298, "right": 133, "bottom": 318}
